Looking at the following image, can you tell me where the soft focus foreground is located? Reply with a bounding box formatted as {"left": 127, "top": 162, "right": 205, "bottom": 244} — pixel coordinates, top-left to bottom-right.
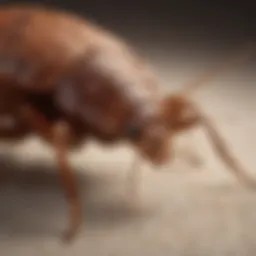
{"left": 0, "top": 24, "right": 256, "bottom": 256}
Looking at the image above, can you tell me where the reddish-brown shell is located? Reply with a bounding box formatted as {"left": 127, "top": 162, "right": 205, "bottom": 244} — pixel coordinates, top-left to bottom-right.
{"left": 0, "top": 4, "right": 171, "bottom": 163}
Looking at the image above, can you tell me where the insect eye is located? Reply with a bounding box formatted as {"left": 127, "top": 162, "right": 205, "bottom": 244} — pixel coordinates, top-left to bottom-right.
{"left": 126, "top": 123, "right": 142, "bottom": 140}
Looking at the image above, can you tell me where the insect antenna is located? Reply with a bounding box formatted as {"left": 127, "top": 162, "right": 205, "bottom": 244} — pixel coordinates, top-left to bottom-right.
{"left": 191, "top": 101, "right": 256, "bottom": 188}
{"left": 176, "top": 42, "right": 255, "bottom": 97}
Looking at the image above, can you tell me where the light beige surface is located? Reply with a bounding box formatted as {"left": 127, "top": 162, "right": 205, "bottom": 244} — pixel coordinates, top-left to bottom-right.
{"left": 0, "top": 43, "right": 256, "bottom": 256}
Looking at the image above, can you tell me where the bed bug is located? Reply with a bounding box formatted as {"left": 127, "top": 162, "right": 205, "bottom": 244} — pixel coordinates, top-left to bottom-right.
{"left": 0, "top": 3, "right": 255, "bottom": 243}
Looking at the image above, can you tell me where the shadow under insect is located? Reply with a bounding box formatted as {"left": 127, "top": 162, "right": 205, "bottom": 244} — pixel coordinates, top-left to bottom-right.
{"left": 0, "top": 154, "right": 152, "bottom": 238}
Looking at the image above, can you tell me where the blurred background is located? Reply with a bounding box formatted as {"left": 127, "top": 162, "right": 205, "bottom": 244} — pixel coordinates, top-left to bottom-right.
{"left": 2, "top": 1, "right": 256, "bottom": 57}
{"left": 1, "top": 1, "right": 256, "bottom": 256}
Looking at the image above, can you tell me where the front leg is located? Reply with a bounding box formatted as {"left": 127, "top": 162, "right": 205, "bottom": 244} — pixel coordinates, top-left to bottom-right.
{"left": 126, "top": 134, "right": 176, "bottom": 202}
{"left": 19, "top": 105, "right": 82, "bottom": 242}
{"left": 174, "top": 132, "right": 204, "bottom": 169}
{"left": 172, "top": 108, "right": 204, "bottom": 168}
{"left": 125, "top": 154, "right": 144, "bottom": 202}
{"left": 52, "top": 121, "right": 82, "bottom": 242}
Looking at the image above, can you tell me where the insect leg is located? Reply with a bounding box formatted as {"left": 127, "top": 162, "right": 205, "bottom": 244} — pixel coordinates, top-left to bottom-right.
{"left": 19, "top": 105, "right": 82, "bottom": 242}
{"left": 125, "top": 154, "right": 144, "bottom": 203}
{"left": 52, "top": 121, "right": 82, "bottom": 242}
{"left": 175, "top": 132, "right": 203, "bottom": 169}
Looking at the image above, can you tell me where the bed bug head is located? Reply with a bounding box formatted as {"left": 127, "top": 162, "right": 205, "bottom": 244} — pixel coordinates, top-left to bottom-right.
{"left": 160, "top": 94, "right": 201, "bottom": 134}
{"left": 125, "top": 94, "right": 201, "bottom": 165}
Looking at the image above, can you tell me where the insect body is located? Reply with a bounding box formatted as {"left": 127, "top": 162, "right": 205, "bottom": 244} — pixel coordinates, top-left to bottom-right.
{"left": 0, "top": 4, "right": 255, "bottom": 243}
